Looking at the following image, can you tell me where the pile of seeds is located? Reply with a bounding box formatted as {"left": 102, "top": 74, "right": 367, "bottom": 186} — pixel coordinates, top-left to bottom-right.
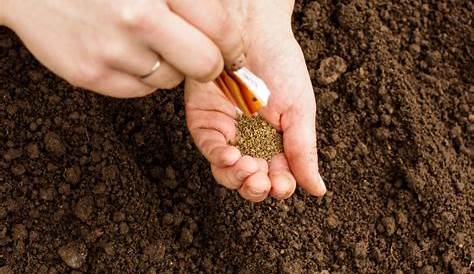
{"left": 236, "top": 115, "right": 283, "bottom": 162}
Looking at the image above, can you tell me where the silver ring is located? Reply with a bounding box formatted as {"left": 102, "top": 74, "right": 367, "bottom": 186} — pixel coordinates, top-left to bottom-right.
{"left": 140, "top": 57, "right": 161, "bottom": 79}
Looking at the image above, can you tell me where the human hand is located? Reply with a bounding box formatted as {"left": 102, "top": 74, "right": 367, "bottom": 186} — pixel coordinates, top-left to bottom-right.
{"left": 185, "top": 0, "right": 326, "bottom": 202}
{"left": 1, "top": 0, "right": 244, "bottom": 97}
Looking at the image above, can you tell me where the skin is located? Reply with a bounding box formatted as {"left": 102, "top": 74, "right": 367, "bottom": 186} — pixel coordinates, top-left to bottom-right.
{"left": 1, "top": 0, "right": 326, "bottom": 202}
{"left": 186, "top": 0, "right": 326, "bottom": 202}
{"left": 0, "top": 0, "right": 245, "bottom": 97}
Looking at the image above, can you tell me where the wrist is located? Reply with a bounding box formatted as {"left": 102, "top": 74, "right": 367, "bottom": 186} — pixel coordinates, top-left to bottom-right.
{"left": 249, "top": 0, "right": 295, "bottom": 36}
{"left": 0, "top": 0, "right": 12, "bottom": 27}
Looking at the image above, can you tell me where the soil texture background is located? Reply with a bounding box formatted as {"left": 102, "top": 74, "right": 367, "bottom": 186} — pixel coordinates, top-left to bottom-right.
{"left": 0, "top": 0, "right": 472, "bottom": 273}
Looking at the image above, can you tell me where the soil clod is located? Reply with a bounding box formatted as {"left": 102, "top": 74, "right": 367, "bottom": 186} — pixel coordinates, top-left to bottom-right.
{"left": 58, "top": 241, "right": 88, "bottom": 269}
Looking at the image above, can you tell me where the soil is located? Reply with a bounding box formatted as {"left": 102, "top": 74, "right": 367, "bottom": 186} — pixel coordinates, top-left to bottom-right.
{"left": 0, "top": 0, "right": 473, "bottom": 273}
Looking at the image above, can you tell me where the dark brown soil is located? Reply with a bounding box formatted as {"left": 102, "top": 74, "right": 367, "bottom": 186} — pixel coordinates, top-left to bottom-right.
{"left": 0, "top": 0, "right": 473, "bottom": 273}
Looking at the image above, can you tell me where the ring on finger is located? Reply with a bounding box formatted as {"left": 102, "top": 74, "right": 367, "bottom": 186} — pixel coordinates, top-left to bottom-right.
{"left": 140, "top": 55, "right": 161, "bottom": 79}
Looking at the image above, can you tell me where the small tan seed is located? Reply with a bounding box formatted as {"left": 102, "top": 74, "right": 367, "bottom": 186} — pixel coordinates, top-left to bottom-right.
{"left": 236, "top": 115, "right": 283, "bottom": 162}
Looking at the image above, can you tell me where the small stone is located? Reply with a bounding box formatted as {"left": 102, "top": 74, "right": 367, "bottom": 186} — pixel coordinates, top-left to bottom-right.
{"left": 316, "top": 56, "right": 347, "bottom": 85}
{"left": 58, "top": 241, "right": 88, "bottom": 269}
{"left": 74, "top": 196, "right": 94, "bottom": 222}
{"left": 44, "top": 132, "right": 65, "bottom": 157}
{"left": 64, "top": 167, "right": 81, "bottom": 184}
{"left": 26, "top": 143, "right": 40, "bottom": 159}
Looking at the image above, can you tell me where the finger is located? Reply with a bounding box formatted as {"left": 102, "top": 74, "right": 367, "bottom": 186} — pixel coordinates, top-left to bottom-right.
{"left": 140, "top": 59, "right": 184, "bottom": 89}
{"left": 281, "top": 106, "right": 326, "bottom": 196}
{"left": 211, "top": 156, "right": 259, "bottom": 190}
{"left": 190, "top": 128, "right": 240, "bottom": 167}
{"left": 238, "top": 172, "right": 272, "bottom": 203}
{"left": 187, "top": 110, "right": 237, "bottom": 142}
{"left": 81, "top": 69, "right": 154, "bottom": 98}
{"left": 269, "top": 153, "right": 296, "bottom": 200}
{"left": 167, "top": 0, "right": 245, "bottom": 70}
{"left": 129, "top": 4, "right": 223, "bottom": 82}
{"left": 104, "top": 44, "right": 184, "bottom": 89}
{"left": 255, "top": 158, "right": 269, "bottom": 174}
{"left": 185, "top": 80, "right": 237, "bottom": 118}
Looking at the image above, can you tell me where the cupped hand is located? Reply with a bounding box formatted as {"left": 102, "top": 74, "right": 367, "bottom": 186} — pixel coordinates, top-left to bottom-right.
{"left": 185, "top": 1, "right": 326, "bottom": 202}
{"left": 2, "top": 0, "right": 244, "bottom": 97}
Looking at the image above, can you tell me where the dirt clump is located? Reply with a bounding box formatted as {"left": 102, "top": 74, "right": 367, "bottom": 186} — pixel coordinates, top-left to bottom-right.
{"left": 236, "top": 115, "right": 283, "bottom": 162}
{"left": 57, "top": 241, "right": 88, "bottom": 269}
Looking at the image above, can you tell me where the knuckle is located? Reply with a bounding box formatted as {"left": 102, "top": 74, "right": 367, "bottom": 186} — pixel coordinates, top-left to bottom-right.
{"left": 102, "top": 44, "right": 126, "bottom": 64}
{"left": 195, "top": 51, "right": 223, "bottom": 82}
{"left": 69, "top": 63, "right": 104, "bottom": 88}
{"left": 119, "top": 5, "right": 152, "bottom": 29}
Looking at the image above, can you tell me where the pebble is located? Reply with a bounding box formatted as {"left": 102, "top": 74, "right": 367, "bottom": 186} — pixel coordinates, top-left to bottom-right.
{"left": 58, "top": 241, "right": 88, "bottom": 269}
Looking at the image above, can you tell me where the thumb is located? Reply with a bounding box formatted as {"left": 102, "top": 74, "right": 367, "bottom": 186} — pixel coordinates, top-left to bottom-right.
{"left": 281, "top": 105, "right": 326, "bottom": 196}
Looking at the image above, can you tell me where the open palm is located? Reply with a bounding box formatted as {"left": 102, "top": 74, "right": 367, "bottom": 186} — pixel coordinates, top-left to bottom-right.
{"left": 185, "top": 4, "right": 326, "bottom": 202}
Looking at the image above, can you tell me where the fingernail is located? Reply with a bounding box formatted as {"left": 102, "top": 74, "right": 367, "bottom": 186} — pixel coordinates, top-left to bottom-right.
{"left": 226, "top": 54, "right": 245, "bottom": 71}
{"left": 250, "top": 188, "right": 266, "bottom": 196}
{"left": 317, "top": 172, "right": 327, "bottom": 195}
